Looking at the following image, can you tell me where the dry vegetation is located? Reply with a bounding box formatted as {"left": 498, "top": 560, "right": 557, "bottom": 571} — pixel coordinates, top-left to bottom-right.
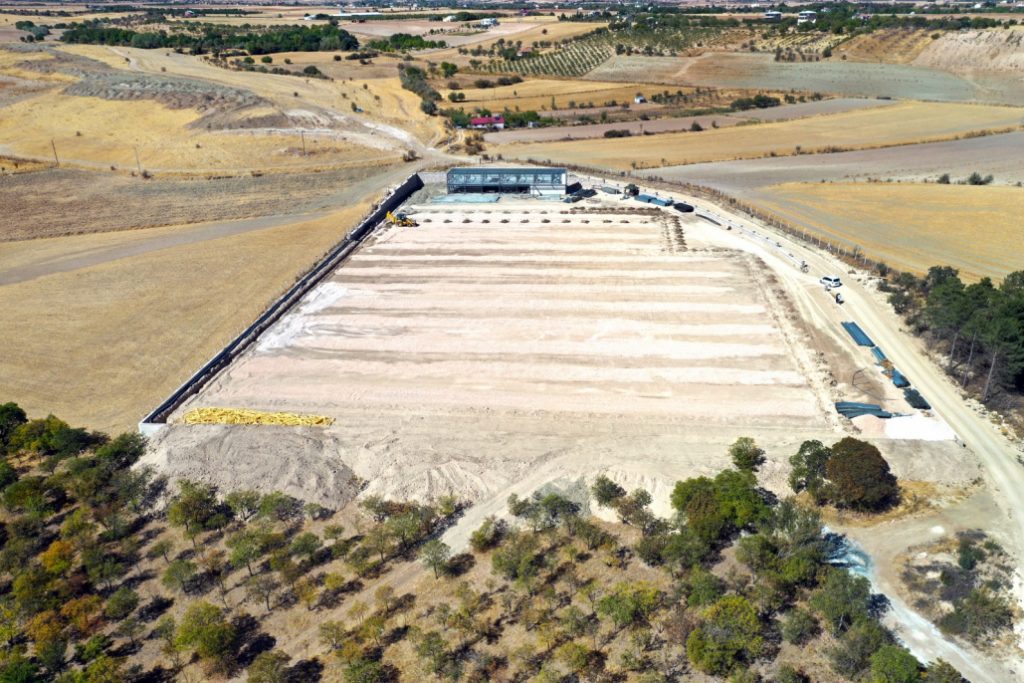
{"left": 754, "top": 182, "right": 1024, "bottom": 281}
{"left": 496, "top": 101, "right": 1024, "bottom": 169}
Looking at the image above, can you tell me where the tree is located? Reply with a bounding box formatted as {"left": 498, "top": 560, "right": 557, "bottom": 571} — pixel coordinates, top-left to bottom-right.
{"left": 39, "top": 539, "right": 74, "bottom": 576}
{"left": 0, "top": 402, "right": 27, "bottom": 451}
{"left": 788, "top": 440, "right": 831, "bottom": 502}
{"left": 319, "top": 620, "right": 347, "bottom": 650}
{"left": 828, "top": 619, "right": 892, "bottom": 679}
{"left": 440, "top": 61, "right": 458, "bottom": 78}
{"left": 469, "top": 516, "right": 506, "bottom": 552}
{"left": 781, "top": 608, "right": 818, "bottom": 645}
{"left": 161, "top": 559, "right": 196, "bottom": 595}
{"left": 825, "top": 438, "right": 898, "bottom": 511}
{"left": 227, "top": 528, "right": 266, "bottom": 576}
{"left": 115, "top": 616, "right": 143, "bottom": 648}
{"left": 597, "top": 581, "right": 661, "bottom": 630}
{"left": 556, "top": 641, "right": 595, "bottom": 676}
{"left": 686, "top": 595, "right": 764, "bottom": 675}
{"left": 167, "top": 480, "right": 222, "bottom": 542}
{"left": 103, "top": 587, "right": 139, "bottom": 621}
{"left": 343, "top": 656, "right": 387, "bottom": 683}
{"left": 246, "top": 575, "right": 280, "bottom": 613}
{"left": 729, "top": 437, "right": 765, "bottom": 472}
{"left": 374, "top": 585, "right": 395, "bottom": 615}
{"left": 175, "top": 601, "right": 236, "bottom": 670}
{"left": 591, "top": 475, "right": 626, "bottom": 507}
{"left": 290, "top": 532, "right": 323, "bottom": 564}
{"left": 145, "top": 539, "right": 174, "bottom": 564}
{"left": 810, "top": 569, "right": 871, "bottom": 635}
{"left": 420, "top": 540, "right": 451, "bottom": 579}
{"left": 225, "top": 489, "right": 261, "bottom": 522}
{"left": 869, "top": 645, "right": 920, "bottom": 683}
{"left": 258, "top": 491, "right": 299, "bottom": 521}
{"left": 247, "top": 650, "right": 291, "bottom": 683}
{"left": 924, "top": 660, "right": 965, "bottom": 683}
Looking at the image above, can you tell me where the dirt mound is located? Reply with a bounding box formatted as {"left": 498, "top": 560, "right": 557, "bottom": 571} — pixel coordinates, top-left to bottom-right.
{"left": 836, "top": 29, "right": 935, "bottom": 64}
{"left": 915, "top": 28, "right": 1024, "bottom": 75}
{"left": 64, "top": 71, "right": 266, "bottom": 110}
{"left": 142, "top": 425, "right": 362, "bottom": 509}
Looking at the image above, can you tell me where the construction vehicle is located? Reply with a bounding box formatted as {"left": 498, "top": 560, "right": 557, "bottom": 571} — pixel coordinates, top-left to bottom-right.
{"left": 386, "top": 211, "right": 418, "bottom": 227}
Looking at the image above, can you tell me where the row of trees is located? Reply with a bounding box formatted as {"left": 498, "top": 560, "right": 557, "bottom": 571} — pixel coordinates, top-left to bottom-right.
{"left": 60, "top": 20, "right": 358, "bottom": 54}
{"left": 883, "top": 266, "right": 1024, "bottom": 403}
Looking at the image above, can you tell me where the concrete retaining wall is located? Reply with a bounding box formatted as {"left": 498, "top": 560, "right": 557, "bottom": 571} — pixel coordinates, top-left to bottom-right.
{"left": 139, "top": 172, "right": 424, "bottom": 433}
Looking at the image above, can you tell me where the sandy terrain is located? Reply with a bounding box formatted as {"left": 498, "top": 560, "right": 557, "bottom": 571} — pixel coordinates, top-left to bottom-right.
{"left": 496, "top": 101, "right": 1024, "bottom": 170}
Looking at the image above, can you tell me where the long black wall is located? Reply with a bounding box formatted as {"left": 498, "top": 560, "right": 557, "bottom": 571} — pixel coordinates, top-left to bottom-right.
{"left": 140, "top": 172, "right": 424, "bottom": 427}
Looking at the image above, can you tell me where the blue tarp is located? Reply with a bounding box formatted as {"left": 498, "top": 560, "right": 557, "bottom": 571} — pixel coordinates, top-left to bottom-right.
{"left": 842, "top": 321, "right": 875, "bottom": 347}
{"left": 835, "top": 402, "right": 893, "bottom": 419}
{"left": 634, "top": 194, "right": 673, "bottom": 206}
{"left": 871, "top": 347, "right": 887, "bottom": 363}
{"left": 891, "top": 369, "right": 910, "bottom": 388}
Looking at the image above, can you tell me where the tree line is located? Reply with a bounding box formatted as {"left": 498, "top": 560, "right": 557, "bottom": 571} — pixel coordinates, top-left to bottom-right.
{"left": 882, "top": 266, "right": 1024, "bottom": 404}
{"left": 60, "top": 20, "right": 359, "bottom": 54}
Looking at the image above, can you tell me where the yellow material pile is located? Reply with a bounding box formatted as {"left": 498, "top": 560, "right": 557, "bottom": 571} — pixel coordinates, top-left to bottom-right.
{"left": 182, "top": 407, "right": 335, "bottom": 427}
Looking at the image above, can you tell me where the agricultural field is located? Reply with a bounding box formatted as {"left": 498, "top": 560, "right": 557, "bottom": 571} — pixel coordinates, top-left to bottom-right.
{"left": 495, "top": 101, "right": 1024, "bottom": 170}
{"left": 648, "top": 130, "right": 1024, "bottom": 193}
{"left": 0, "top": 198, "right": 381, "bottom": 435}
{"left": 447, "top": 78, "right": 666, "bottom": 113}
{"left": 754, "top": 182, "right": 1024, "bottom": 281}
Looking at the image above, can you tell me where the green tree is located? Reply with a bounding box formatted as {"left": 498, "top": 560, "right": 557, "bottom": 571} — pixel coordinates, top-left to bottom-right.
{"left": 810, "top": 569, "right": 871, "bottom": 634}
{"left": 290, "top": 532, "right": 322, "bottom": 564}
{"left": 440, "top": 61, "right": 458, "bottom": 78}
{"left": 225, "top": 489, "right": 261, "bottom": 522}
{"left": 167, "top": 480, "right": 222, "bottom": 541}
{"left": 0, "top": 402, "right": 27, "bottom": 451}
{"left": 591, "top": 474, "right": 626, "bottom": 507}
{"left": 103, "top": 588, "right": 138, "bottom": 621}
{"left": 145, "top": 539, "right": 174, "bottom": 564}
{"left": 420, "top": 540, "right": 451, "bottom": 579}
{"left": 247, "top": 649, "right": 291, "bottom": 683}
{"left": 686, "top": 595, "right": 764, "bottom": 675}
{"left": 781, "top": 608, "right": 818, "bottom": 645}
{"left": 788, "top": 440, "right": 831, "bottom": 502}
{"left": 597, "top": 581, "right": 661, "bottom": 630}
{"left": 227, "top": 528, "right": 266, "bottom": 576}
{"left": 825, "top": 438, "right": 898, "bottom": 511}
{"left": 924, "top": 659, "right": 964, "bottom": 683}
{"left": 175, "top": 601, "right": 237, "bottom": 669}
{"left": 869, "top": 645, "right": 920, "bottom": 683}
{"left": 828, "top": 619, "right": 892, "bottom": 679}
{"left": 729, "top": 437, "right": 765, "bottom": 472}
{"left": 161, "top": 559, "right": 196, "bottom": 595}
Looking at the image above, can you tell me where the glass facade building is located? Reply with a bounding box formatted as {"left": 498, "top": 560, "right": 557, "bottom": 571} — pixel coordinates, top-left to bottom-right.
{"left": 446, "top": 167, "right": 567, "bottom": 196}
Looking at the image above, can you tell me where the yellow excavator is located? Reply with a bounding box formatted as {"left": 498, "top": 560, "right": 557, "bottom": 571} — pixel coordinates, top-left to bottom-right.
{"left": 386, "top": 211, "right": 417, "bottom": 227}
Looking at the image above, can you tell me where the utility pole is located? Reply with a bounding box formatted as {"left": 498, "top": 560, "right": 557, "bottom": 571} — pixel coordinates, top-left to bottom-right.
{"left": 134, "top": 146, "right": 142, "bottom": 175}
{"left": 301, "top": 131, "right": 306, "bottom": 155}
{"left": 50, "top": 139, "right": 59, "bottom": 167}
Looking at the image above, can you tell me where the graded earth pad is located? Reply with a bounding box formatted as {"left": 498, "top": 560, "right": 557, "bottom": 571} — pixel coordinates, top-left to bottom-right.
{"left": 154, "top": 200, "right": 842, "bottom": 509}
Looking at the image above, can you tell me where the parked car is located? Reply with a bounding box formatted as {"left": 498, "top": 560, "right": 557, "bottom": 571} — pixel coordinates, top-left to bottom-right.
{"left": 820, "top": 275, "right": 842, "bottom": 288}
{"left": 673, "top": 202, "right": 695, "bottom": 213}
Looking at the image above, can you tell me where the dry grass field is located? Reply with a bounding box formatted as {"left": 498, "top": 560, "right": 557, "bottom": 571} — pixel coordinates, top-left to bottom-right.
{"left": 425, "top": 19, "right": 604, "bottom": 63}
{"left": 0, "top": 200, "right": 374, "bottom": 434}
{"left": 755, "top": 182, "right": 1024, "bottom": 281}
{"left": 496, "top": 101, "right": 1024, "bottom": 169}
{"left": 447, "top": 78, "right": 668, "bottom": 112}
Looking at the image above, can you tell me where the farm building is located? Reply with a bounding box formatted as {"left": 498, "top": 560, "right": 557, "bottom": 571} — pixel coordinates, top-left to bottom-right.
{"left": 471, "top": 115, "right": 505, "bottom": 130}
{"left": 446, "top": 167, "right": 567, "bottom": 196}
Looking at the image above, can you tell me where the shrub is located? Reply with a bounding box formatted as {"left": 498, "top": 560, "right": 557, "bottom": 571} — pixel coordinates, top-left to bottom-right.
{"left": 469, "top": 516, "right": 506, "bottom": 552}
{"left": 781, "top": 608, "right": 818, "bottom": 645}
{"left": 937, "top": 173, "right": 951, "bottom": 184}
{"left": 603, "top": 129, "right": 631, "bottom": 138}
{"left": 938, "top": 587, "right": 1012, "bottom": 642}
{"left": 728, "top": 437, "right": 765, "bottom": 472}
{"left": 686, "top": 595, "right": 764, "bottom": 675}
{"left": 869, "top": 645, "right": 920, "bottom": 683}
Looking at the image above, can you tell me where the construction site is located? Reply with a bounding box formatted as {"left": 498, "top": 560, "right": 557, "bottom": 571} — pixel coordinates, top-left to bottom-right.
{"left": 142, "top": 169, "right": 977, "bottom": 529}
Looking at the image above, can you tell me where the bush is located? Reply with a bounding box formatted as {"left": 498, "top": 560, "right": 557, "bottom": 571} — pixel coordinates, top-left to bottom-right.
{"left": 473, "top": 78, "right": 494, "bottom": 89}
{"left": 686, "top": 595, "right": 764, "bottom": 675}
{"left": 937, "top": 173, "right": 951, "bottom": 184}
{"left": 469, "top": 516, "right": 506, "bottom": 552}
{"left": 827, "top": 619, "right": 891, "bottom": 679}
{"left": 303, "top": 65, "right": 322, "bottom": 76}
{"left": 603, "top": 129, "right": 631, "bottom": 138}
{"left": 966, "top": 171, "right": 993, "bottom": 185}
{"left": 728, "top": 437, "right": 765, "bottom": 472}
{"left": 938, "top": 587, "right": 1012, "bottom": 642}
{"left": 869, "top": 645, "right": 920, "bottom": 683}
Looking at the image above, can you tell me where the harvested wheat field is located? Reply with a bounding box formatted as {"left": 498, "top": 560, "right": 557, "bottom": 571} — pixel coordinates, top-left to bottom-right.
{"left": 153, "top": 200, "right": 838, "bottom": 511}
{"left": 497, "top": 101, "right": 1024, "bottom": 170}
{"left": 0, "top": 200, "right": 375, "bottom": 435}
{"left": 755, "top": 182, "right": 1024, "bottom": 281}
{"left": 447, "top": 78, "right": 675, "bottom": 113}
